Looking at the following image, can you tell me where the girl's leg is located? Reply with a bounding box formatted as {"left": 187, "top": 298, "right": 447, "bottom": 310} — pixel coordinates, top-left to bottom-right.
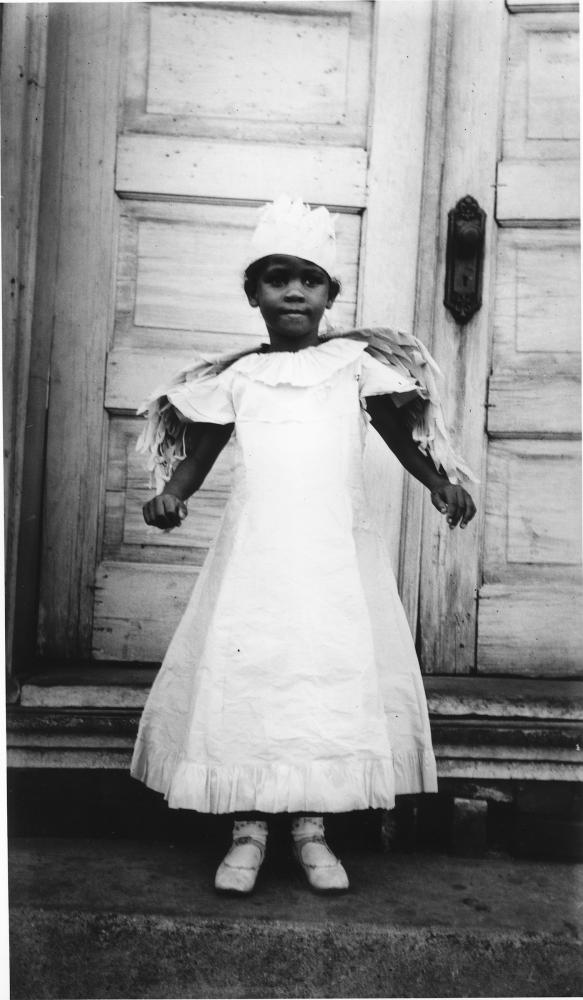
{"left": 291, "top": 815, "right": 349, "bottom": 893}
{"left": 214, "top": 815, "right": 268, "bottom": 895}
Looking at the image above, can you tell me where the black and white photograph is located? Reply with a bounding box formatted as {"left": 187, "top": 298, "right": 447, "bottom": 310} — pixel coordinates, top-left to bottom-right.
{"left": 3, "top": 0, "right": 581, "bottom": 997}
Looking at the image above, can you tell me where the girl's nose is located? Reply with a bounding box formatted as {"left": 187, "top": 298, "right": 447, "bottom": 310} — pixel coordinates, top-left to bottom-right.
{"left": 284, "top": 281, "right": 305, "bottom": 300}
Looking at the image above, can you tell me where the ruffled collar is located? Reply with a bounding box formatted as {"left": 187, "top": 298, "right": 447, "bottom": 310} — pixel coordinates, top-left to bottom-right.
{"left": 230, "top": 335, "right": 368, "bottom": 387}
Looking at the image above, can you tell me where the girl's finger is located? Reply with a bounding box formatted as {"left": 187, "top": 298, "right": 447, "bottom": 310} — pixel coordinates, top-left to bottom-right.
{"left": 431, "top": 490, "right": 448, "bottom": 515}
{"left": 460, "top": 490, "right": 476, "bottom": 528}
{"left": 447, "top": 488, "right": 463, "bottom": 528}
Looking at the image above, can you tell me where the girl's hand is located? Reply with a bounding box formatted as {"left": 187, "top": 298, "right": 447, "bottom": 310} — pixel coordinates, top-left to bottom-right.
{"left": 143, "top": 492, "right": 188, "bottom": 530}
{"left": 430, "top": 483, "right": 476, "bottom": 530}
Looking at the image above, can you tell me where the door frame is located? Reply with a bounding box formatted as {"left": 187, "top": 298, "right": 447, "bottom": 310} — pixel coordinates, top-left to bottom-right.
{"left": 399, "top": 0, "right": 506, "bottom": 674}
{"left": 13, "top": 3, "right": 124, "bottom": 668}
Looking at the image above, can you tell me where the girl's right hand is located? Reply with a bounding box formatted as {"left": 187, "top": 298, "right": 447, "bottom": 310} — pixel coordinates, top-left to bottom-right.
{"left": 430, "top": 483, "right": 476, "bottom": 529}
{"left": 143, "top": 492, "right": 188, "bottom": 530}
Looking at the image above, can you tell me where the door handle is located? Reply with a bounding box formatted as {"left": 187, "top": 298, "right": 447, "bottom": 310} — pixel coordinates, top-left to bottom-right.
{"left": 444, "top": 195, "right": 486, "bottom": 325}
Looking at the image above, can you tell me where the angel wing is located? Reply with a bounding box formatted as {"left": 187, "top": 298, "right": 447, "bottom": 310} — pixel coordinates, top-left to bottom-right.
{"left": 135, "top": 345, "right": 259, "bottom": 490}
{"left": 323, "top": 326, "right": 476, "bottom": 484}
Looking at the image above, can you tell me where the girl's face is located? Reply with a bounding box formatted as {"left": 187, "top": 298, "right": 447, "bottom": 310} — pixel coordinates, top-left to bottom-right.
{"left": 247, "top": 255, "right": 333, "bottom": 350}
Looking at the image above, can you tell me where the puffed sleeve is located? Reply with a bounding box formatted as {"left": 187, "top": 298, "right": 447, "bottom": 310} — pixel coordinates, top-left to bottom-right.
{"left": 136, "top": 360, "right": 236, "bottom": 490}
{"left": 359, "top": 352, "right": 425, "bottom": 408}
{"left": 166, "top": 367, "right": 236, "bottom": 425}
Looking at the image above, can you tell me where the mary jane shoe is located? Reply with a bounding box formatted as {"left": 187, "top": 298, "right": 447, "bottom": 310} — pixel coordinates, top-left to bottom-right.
{"left": 214, "top": 833, "right": 266, "bottom": 895}
{"left": 293, "top": 834, "right": 350, "bottom": 893}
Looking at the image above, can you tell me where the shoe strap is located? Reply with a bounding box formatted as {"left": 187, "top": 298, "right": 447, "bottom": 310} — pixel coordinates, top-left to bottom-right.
{"left": 231, "top": 835, "right": 266, "bottom": 858}
{"left": 294, "top": 835, "right": 340, "bottom": 866}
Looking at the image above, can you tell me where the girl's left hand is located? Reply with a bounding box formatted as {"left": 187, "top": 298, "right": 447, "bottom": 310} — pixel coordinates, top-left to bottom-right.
{"left": 430, "top": 483, "right": 476, "bottom": 529}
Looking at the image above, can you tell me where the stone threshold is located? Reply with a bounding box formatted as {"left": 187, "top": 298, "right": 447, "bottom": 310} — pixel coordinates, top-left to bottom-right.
{"left": 16, "top": 666, "right": 583, "bottom": 717}
{"left": 7, "top": 669, "right": 583, "bottom": 782}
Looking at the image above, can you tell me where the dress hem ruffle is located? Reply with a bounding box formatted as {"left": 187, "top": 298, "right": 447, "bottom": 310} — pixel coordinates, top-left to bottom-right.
{"left": 130, "top": 738, "right": 438, "bottom": 814}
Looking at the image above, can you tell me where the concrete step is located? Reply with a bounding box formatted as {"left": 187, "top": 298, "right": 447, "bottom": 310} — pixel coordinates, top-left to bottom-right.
{"left": 9, "top": 837, "right": 583, "bottom": 998}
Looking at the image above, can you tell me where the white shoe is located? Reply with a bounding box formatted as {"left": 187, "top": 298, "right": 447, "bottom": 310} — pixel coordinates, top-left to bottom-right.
{"left": 292, "top": 816, "right": 349, "bottom": 893}
{"left": 214, "top": 820, "right": 267, "bottom": 895}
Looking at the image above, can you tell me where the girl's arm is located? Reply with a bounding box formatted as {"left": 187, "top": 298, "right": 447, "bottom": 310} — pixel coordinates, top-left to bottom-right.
{"left": 365, "top": 395, "right": 476, "bottom": 529}
{"left": 143, "top": 421, "right": 234, "bottom": 530}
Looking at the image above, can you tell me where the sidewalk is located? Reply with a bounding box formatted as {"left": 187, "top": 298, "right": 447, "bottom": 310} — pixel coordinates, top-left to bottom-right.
{"left": 9, "top": 837, "right": 583, "bottom": 999}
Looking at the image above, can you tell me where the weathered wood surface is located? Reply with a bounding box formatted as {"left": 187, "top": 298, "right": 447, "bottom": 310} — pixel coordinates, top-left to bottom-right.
{"left": 497, "top": 160, "right": 580, "bottom": 225}
{"left": 117, "top": 136, "right": 368, "bottom": 207}
{"left": 123, "top": 1, "right": 372, "bottom": 146}
{"left": 478, "top": 578, "right": 582, "bottom": 676}
{"left": 483, "top": 440, "right": 581, "bottom": 575}
{"left": 2, "top": 5, "right": 48, "bottom": 675}
{"left": 355, "top": 0, "right": 433, "bottom": 570}
{"left": 487, "top": 374, "right": 581, "bottom": 437}
{"left": 492, "top": 230, "right": 581, "bottom": 364}
{"left": 19, "top": 672, "right": 583, "bottom": 719}
{"left": 480, "top": 3, "right": 581, "bottom": 679}
{"left": 506, "top": 1, "right": 579, "bottom": 15}
{"left": 34, "top": 6, "right": 123, "bottom": 658}
{"left": 399, "top": 0, "right": 454, "bottom": 633}
{"left": 417, "top": 0, "right": 506, "bottom": 674}
{"left": 92, "top": 562, "right": 198, "bottom": 661}
{"left": 503, "top": 10, "right": 579, "bottom": 158}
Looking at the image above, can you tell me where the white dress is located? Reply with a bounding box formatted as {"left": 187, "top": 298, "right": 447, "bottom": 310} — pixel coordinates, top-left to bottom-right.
{"left": 131, "top": 337, "right": 438, "bottom": 813}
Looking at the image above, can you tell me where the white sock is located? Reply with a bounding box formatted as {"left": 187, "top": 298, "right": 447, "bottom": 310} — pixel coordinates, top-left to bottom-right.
{"left": 291, "top": 815, "right": 325, "bottom": 841}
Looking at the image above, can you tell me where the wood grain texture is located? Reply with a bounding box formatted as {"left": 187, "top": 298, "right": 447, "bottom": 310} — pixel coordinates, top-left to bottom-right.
{"left": 503, "top": 10, "right": 579, "bottom": 159}
{"left": 485, "top": 3, "right": 581, "bottom": 681}
{"left": 92, "top": 562, "right": 198, "bottom": 661}
{"left": 492, "top": 232, "right": 581, "bottom": 364}
{"left": 122, "top": 1, "right": 372, "bottom": 147}
{"left": 35, "top": 6, "right": 123, "bottom": 658}
{"left": 2, "top": 5, "right": 49, "bottom": 674}
{"left": 506, "top": 1, "right": 579, "bottom": 13}
{"left": 482, "top": 440, "right": 581, "bottom": 576}
{"left": 487, "top": 373, "right": 581, "bottom": 437}
{"left": 399, "top": 0, "right": 454, "bottom": 633}
{"left": 116, "top": 135, "right": 368, "bottom": 207}
{"left": 496, "top": 160, "right": 580, "bottom": 225}
{"left": 358, "top": 0, "right": 433, "bottom": 572}
{"left": 417, "top": 0, "right": 506, "bottom": 674}
{"left": 478, "top": 578, "right": 582, "bottom": 676}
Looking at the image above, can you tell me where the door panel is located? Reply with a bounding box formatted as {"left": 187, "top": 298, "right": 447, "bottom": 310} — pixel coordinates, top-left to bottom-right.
{"left": 123, "top": 1, "right": 372, "bottom": 145}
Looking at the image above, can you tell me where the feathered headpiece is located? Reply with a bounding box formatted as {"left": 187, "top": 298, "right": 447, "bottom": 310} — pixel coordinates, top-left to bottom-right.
{"left": 244, "top": 196, "right": 337, "bottom": 277}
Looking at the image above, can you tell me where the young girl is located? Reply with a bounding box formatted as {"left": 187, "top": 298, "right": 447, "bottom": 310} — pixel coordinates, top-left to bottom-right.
{"left": 131, "top": 197, "right": 476, "bottom": 895}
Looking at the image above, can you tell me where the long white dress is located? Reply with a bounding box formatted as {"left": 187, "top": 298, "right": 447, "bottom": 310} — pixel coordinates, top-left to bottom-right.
{"left": 131, "top": 336, "right": 438, "bottom": 813}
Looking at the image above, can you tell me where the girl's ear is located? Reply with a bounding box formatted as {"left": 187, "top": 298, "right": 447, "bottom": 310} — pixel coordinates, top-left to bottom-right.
{"left": 248, "top": 296, "right": 259, "bottom": 308}
{"left": 326, "top": 278, "right": 341, "bottom": 309}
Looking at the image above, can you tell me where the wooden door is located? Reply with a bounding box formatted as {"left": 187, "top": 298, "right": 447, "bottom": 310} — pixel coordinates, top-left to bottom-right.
{"left": 411, "top": 0, "right": 581, "bottom": 678}
{"left": 479, "top": 1, "right": 581, "bottom": 677}
{"left": 28, "top": 1, "right": 434, "bottom": 665}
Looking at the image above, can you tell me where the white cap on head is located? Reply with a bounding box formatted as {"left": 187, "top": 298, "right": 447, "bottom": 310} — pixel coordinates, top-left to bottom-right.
{"left": 244, "top": 196, "right": 337, "bottom": 277}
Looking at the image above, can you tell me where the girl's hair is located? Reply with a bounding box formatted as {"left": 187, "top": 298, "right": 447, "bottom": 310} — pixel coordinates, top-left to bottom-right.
{"left": 244, "top": 256, "right": 341, "bottom": 303}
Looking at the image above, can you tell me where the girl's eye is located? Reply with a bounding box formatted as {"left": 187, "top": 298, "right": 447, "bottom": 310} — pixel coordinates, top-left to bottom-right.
{"left": 264, "top": 273, "right": 287, "bottom": 286}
